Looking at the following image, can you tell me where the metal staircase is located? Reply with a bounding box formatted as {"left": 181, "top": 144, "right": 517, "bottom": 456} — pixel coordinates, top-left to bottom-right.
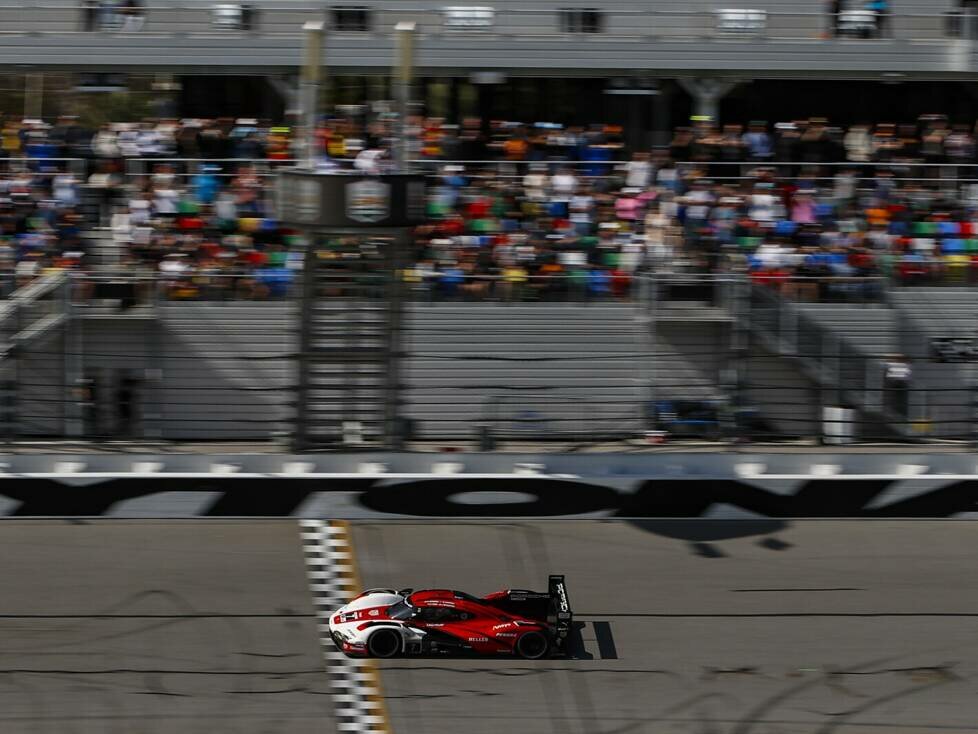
{"left": 0, "top": 272, "right": 76, "bottom": 437}
{"left": 747, "top": 285, "right": 911, "bottom": 440}
{"left": 887, "top": 288, "right": 978, "bottom": 440}
{"left": 294, "top": 235, "right": 403, "bottom": 450}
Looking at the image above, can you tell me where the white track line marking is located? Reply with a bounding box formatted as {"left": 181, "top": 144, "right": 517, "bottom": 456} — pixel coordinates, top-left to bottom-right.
{"left": 300, "top": 519, "right": 391, "bottom": 734}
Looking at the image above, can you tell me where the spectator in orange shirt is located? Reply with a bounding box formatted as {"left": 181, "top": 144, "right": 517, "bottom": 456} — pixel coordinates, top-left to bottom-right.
{"left": 503, "top": 129, "right": 530, "bottom": 161}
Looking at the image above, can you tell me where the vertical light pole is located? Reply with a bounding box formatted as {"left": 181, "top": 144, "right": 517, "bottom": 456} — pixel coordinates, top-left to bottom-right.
{"left": 301, "top": 20, "right": 325, "bottom": 169}
{"left": 394, "top": 21, "right": 416, "bottom": 172}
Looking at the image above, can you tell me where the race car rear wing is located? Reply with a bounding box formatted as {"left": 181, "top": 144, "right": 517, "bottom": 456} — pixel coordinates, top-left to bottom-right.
{"left": 546, "top": 574, "right": 573, "bottom": 648}
{"left": 483, "top": 575, "right": 573, "bottom": 647}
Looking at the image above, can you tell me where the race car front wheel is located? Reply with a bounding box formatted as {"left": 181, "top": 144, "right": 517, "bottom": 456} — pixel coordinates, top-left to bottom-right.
{"left": 514, "top": 631, "right": 550, "bottom": 660}
{"left": 367, "top": 629, "right": 402, "bottom": 658}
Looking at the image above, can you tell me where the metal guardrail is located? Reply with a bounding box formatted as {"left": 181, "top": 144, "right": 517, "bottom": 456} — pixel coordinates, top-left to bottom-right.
{"left": 0, "top": 157, "right": 89, "bottom": 177}
{"left": 17, "top": 157, "right": 978, "bottom": 177}
{"left": 0, "top": 267, "right": 957, "bottom": 307}
{"left": 674, "top": 160, "right": 978, "bottom": 187}
{"left": 54, "top": 271, "right": 963, "bottom": 306}
{"left": 66, "top": 271, "right": 299, "bottom": 305}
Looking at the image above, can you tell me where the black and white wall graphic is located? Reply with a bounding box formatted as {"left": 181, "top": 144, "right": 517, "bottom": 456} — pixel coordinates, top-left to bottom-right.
{"left": 0, "top": 475, "right": 975, "bottom": 517}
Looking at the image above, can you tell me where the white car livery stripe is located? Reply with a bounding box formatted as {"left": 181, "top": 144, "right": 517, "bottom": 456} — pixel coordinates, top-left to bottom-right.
{"left": 300, "top": 519, "right": 392, "bottom": 734}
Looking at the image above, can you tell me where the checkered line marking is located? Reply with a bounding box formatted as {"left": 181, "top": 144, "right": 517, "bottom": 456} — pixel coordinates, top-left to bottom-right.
{"left": 300, "top": 519, "right": 391, "bottom": 734}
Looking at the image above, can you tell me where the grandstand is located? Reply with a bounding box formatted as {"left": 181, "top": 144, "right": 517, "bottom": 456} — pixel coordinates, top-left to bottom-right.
{"left": 0, "top": 0, "right": 975, "bottom": 450}
{"left": 5, "top": 8, "right": 978, "bottom": 734}
{"left": 3, "top": 268, "right": 973, "bottom": 446}
{"left": 2, "top": 129, "right": 978, "bottom": 447}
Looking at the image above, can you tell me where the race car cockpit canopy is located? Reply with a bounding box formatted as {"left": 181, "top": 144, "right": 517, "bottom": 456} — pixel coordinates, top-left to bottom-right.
{"left": 406, "top": 589, "right": 480, "bottom": 606}
{"left": 387, "top": 599, "right": 415, "bottom": 620}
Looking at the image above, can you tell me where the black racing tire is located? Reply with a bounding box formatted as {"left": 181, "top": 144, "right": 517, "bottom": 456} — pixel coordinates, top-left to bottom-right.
{"left": 514, "top": 631, "right": 550, "bottom": 660}
{"left": 367, "top": 628, "right": 402, "bottom": 658}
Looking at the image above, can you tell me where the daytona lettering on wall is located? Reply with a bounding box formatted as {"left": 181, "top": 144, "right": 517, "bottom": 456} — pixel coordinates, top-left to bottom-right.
{"left": 1, "top": 476, "right": 977, "bottom": 517}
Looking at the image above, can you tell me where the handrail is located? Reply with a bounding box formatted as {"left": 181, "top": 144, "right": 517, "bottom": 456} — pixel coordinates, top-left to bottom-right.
{"left": 10, "top": 271, "right": 68, "bottom": 304}
{"left": 10, "top": 157, "right": 978, "bottom": 171}
{"left": 673, "top": 161, "right": 978, "bottom": 169}
{"left": 748, "top": 281, "right": 915, "bottom": 430}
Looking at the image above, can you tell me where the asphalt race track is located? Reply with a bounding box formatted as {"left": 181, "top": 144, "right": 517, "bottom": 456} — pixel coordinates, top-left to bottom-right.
{"left": 353, "top": 520, "right": 978, "bottom": 734}
{"left": 0, "top": 521, "right": 334, "bottom": 733}
{"left": 1, "top": 520, "right": 978, "bottom": 733}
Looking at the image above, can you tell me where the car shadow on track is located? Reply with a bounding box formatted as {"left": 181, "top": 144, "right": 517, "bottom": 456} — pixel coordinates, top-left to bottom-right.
{"left": 358, "top": 623, "right": 613, "bottom": 661}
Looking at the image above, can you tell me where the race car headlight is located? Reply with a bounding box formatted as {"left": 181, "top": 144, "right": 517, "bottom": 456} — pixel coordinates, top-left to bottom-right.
{"left": 333, "top": 628, "right": 354, "bottom": 642}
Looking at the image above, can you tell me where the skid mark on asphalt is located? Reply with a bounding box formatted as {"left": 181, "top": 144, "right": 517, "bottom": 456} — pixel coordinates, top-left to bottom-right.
{"left": 300, "top": 519, "right": 392, "bottom": 733}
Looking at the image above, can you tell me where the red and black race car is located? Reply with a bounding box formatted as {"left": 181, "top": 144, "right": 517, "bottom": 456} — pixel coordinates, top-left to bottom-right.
{"left": 328, "top": 575, "right": 573, "bottom": 659}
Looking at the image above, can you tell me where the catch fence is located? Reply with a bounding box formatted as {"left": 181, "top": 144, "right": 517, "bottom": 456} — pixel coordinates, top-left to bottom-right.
{"left": 0, "top": 270, "right": 974, "bottom": 451}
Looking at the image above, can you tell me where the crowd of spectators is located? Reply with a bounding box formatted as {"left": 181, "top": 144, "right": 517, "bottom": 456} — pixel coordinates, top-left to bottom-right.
{"left": 109, "top": 161, "right": 299, "bottom": 300}
{"left": 0, "top": 113, "right": 633, "bottom": 300}
{"left": 11, "top": 111, "right": 978, "bottom": 170}
{"left": 408, "top": 118, "right": 978, "bottom": 301}
{"left": 4, "top": 111, "right": 978, "bottom": 302}
{"left": 0, "top": 113, "right": 626, "bottom": 169}
{"left": 406, "top": 159, "right": 652, "bottom": 301}
{"left": 675, "top": 163, "right": 978, "bottom": 300}
{"left": 0, "top": 115, "right": 292, "bottom": 162}
{"left": 671, "top": 115, "right": 978, "bottom": 167}
{"left": 0, "top": 167, "right": 87, "bottom": 293}
{"left": 7, "top": 106, "right": 978, "bottom": 167}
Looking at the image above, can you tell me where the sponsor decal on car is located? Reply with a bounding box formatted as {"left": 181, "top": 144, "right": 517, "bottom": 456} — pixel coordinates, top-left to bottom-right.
{"left": 555, "top": 583, "right": 569, "bottom": 613}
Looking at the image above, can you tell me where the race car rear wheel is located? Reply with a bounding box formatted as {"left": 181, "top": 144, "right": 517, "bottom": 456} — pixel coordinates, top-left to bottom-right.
{"left": 514, "top": 631, "right": 550, "bottom": 660}
{"left": 367, "top": 629, "right": 402, "bottom": 658}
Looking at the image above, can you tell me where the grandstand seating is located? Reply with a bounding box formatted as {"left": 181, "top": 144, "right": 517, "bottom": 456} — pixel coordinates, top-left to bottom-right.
{"left": 66, "top": 301, "right": 718, "bottom": 441}
{"left": 402, "top": 303, "right": 650, "bottom": 440}
{"left": 795, "top": 303, "right": 899, "bottom": 358}
{"left": 743, "top": 339, "right": 821, "bottom": 438}
{"left": 889, "top": 288, "right": 978, "bottom": 339}
{"left": 154, "top": 302, "right": 294, "bottom": 439}
{"left": 5, "top": 281, "right": 974, "bottom": 443}
{"left": 887, "top": 289, "right": 978, "bottom": 439}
